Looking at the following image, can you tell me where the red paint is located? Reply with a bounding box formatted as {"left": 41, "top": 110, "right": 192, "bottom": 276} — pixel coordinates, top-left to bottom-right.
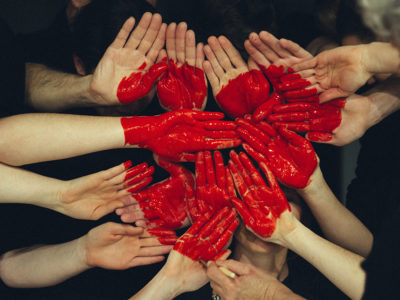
{"left": 146, "top": 228, "right": 178, "bottom": 245}
{"left": 121, "top": 109, "right": 242, "bottom": 162}
{"left": 123, "top": 162, "right": 154, "bottom": 193}
{"left": 123, "top": 160, "right": 132, "bottom": 170}
{"left": 278, "top": 79, "right": 311, "bottom": 91}
{"left": 252, "top": 92, "right": 284, "bottom": 122}
{"left": 236, "top": 117, "right": 317, "bottom": 188}
{"left": 189, "top": 151, "right": 234, "bottom": 222}
{"left": 157, "top": 59, "right": 207, "bottom": 110}
{"left": 215, "top": 69, "right": 270, "bottom": 118}
{"left": 259, "top": 65, "right": 285, "bottom": 87}
{"left": 269, "top": 99, "right": 346, "bottom": 138}
{"left": 131, "top": 156, "right": 195, "bottom": 229}
{"left": 228, "top": 151, "right": 290, "bottom": 238}
{"left": 117, "top": 62, "right": 167, "bottom": 104}
{"left": 174, "top": 207, "right": 238, "bottom": 261}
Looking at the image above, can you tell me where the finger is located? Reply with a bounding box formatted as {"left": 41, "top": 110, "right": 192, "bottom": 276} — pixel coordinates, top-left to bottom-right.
{"left": 207, "top": 262, "right": 234, "bottom": 289}
{"left": 319, "top": 88, "right": 351, "bottom": 103}
{"left": 236, "top": 117, "right": 272, "bottom": 144}
{"left": 252, "top": 92, "right": 284, "bottom": 122}
{"left": 259, "top": 31, "right": 291, "bottom": 59}
{"left": 125, "top": 12, "right": 153, "bottom": 50}
{"left": 278, "top": 126, "right": 313, "bottom": 148}
{"left": 238, "top": 152, "right": 269, "bottom": 190}
{"left": 268, "top": 111, "right": 309, "bottom": 123}
{"left": 208, "top": 36, "right": 233, "bottom": 71}
{"left": 139, "top": 236, "right": 174, "bottom": 247}
{"left": 245, "top": 39, "right": 271, "bottom": 69}
{"left": 228, "top": 155, "right": 248, "bottom": 197}
{"left": 128, "top": 256, "right": 165, "bottom": 267}
{"left": 214, "top": 151, "right": 226, "bottom": 190}
{"left": 215, "top": 259, "right": 252, "bottom": 276}
{"left": 203, "top": 44, "right": 225, "bottom": 80}
{"left": 225, "top": 166, "right": 236, "bottom": 197}
{"left": 283, "top": 85, "right": 320, "bottom": 99}
{"left": 156, "top": 49, "right": 168, "bottom": 63}
{"left": 198, "top": 207, "right": 231, "bottom": 238}
{"left": 196, "top": 43, "right": 205, "bottom": 70}
{"left": 91, "top": 200, "right": 125, "bottom": 220}
{"left": 100, "top": 160, "right": 134, "bottom": 181}
{"left": 210, "top": 216, "right": 239, "bottom": 253}
{"left": 306, "top": 131, "right": 334, "bottom": 143}
{"left": 242, "top": 143, "right": 268, "bottom": 164}
{"left": 107, "top": 222, "right": 144, "bottom": 235}
{"left": 272, "top": 103, "right": 313, "bottom": 114}
{"left": 166, "top": 22, "right": 177, "bottom": 61}
{"left": 109, "top": 17, "right": 135, "bottom": 49}
{"left": 204, "top": 151, "right": 217, "bottom": 187}
{"left": 176, "top": 22, "right": 187, "bottom": 63}
{"left": 146, "top": 23, "right": 167, "bottom": 63}
{"left": 184, "top": 29, "right": 196, "bottom": 66}
{"left": 230, "top": 196, "right": 255, "bottom": 227}
{"left": 291, "top": 57, "right": 317, "bottom": 72}
{"left": 218, "top": 36, "right": 246, "bottom": 69}
{"left": 277, "top": 78, "right": 313, "bottom": 92}
{"left": 203, "top": 60, "right": 220, "bottom": 94}
{"left": 137, "top": 13, "right": 163, "bottom": 54}
{"left": 247, "top": 57, "right": 260, "bottom": 71}
{"left": 279, "top": 38, "right": 313, "bottom": 60}
{"left": 125, "top": 177, "right": 153, "bottom": 193}
{"left": 202, "top": 138, "right": 242, "bottom": 150}
{"left": 249, "top": 32, "right": 279, "bottom": 64}
{"left": 273, "top": 121, "right": 310, "bottom": 132}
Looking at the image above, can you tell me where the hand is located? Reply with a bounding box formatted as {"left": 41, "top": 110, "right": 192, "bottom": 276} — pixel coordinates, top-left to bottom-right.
{"left": 244, "top": 32, "right": 314, "bottom": 121}
{"left": 57, "top": 161, "right": 154, "bottom": 220}
{"left": 228, "top": 151, "right": 292, "bottom": 241}
{"left": 236, "top": 115, "right": 317, "bottom": 188}
{"left": 188, "top": 151, "right": 236, "bottom": 222}
{"left": 207, "top": 260, "right": 303, "bottom": 300}
{"left": 116, "top": 155, "right": 194, "bottom": 229}
{"left": 268, "top": 94, "right": 372, "bottom": 145}
{"left": 203, "top": 36, "right": 270, "bottom": 118}
{"left": 290, "top": 44, "right": 373, "bottom": 103}
{"left": 156, "top": 22, "right": 207, "bottom": 111}
{"left": 121, "top": 109, "right": 242, "bottom": 162}
{"left": 89, "top": 13, "right": 167, "bottom": 105}
{"left": 81, "top": 222, "right": 176, "bottom": 270}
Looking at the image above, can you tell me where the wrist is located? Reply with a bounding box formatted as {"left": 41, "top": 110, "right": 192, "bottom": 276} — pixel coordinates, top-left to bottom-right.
{"left": 364, "top": 42, "right": 400, "bottom": 75}
{"left": 297, "top": 165, "right": 325, "bottom": 198}
{"left": 76, "top": 235, "right": 94, "bottom": 270}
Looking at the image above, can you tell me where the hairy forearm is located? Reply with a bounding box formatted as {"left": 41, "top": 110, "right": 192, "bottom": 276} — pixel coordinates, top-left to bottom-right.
{"left": 363, "top": 42, "right": 400, "bottom": 76}
{"left": 282, "top": 219, "right": 366, "bottom": 300}
{"left": 0, "top": 237, "right": 89, "bottom": 288}
{"left": 0, "top": 163, "right": 63, "bottom": 209}
{"left": 298, "top": 167, "right": 373, "bottom": 257}
{"left": 25, "top": 63, "right": 95, "bottom": 112}
{"left": 0, "top": 113, "right": 125, "bottom": 166}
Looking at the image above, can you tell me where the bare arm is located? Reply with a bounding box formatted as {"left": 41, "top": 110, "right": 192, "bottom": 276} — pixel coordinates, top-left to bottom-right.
{"left": 0, "top": 113, "right": 124, "bottom": 166}
{"left": 298, "top": 165, "right": 373, "bottom": 257}
{"left": 0, "top": 223, "right": 174, "bottom": 288}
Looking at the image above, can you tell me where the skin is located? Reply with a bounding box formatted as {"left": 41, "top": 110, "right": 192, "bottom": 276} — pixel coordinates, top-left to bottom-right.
{"left": 203, "top": 36, "right": 270, "bottom": 118}
{"left": 0, "top": 223, "right": 175, "bottom": 288}
{"left": 156, "top": 22, "right": 207, "bottom": 111}
{"left": 0, "top": 161, "right": 153, "bottom": 220}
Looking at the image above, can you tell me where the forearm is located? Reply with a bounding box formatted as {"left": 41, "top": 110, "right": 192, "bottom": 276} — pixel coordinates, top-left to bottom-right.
{"left": 363, "top": 42, "right": 400, "bottom": 76}
{"left": 282, "top": 219, "right": 366, "bottom": 300}
{"left": 0, "top": 237, "right": 89, "bottom": 288}
{"left": 25, "top": 63, "right": 96, "bottom": 112}
{"left": 129, "top": 267, "right": 178, "bottom": 300}
{"left": 264, "top": 283, "right": 306, "bottom": 300}
{"left": 0, "top": 113, "right": 125, "bottom": 166}
{"left": 0, "top": 163, "right": 63, "bottom": 209}
{"left": 298, "top": 168, "right": 373, "bottom": 257}
{"left": 364, "top": 76, "right": 400, "bottom": 128}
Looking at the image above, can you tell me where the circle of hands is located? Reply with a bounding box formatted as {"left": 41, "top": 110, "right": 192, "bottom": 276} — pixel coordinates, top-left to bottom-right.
{"left": 70, "top": 10, "right": 377, "bottom": 295}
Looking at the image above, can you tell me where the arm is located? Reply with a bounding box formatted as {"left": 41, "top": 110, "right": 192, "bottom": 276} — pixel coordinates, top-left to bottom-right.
{"left": 0, "top": 110, "right": 240, "bottom": 166}
{"left": 25, "top": 14, "right": 167, "bottom": 111}
{"left": 0, "top": 222, "right": 176, "bottom": 288}
{"left": 0, "top": 161, "right": 153, "bottom": 220}
{"left": 298, "top": 165, "right": 373, "bottom": 257}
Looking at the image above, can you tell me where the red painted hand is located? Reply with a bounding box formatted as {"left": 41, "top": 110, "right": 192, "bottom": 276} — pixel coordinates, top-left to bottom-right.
{"left": 174, "top": 207, "right": 239, "bottom": 261}
{"left": 145, "top": 228, "right": 179, "bottom": 245}
{"left": 228, "top": 151, "right": 290, "bottom": 239}
{"left": 90, "top": 13, "right": 168, "bottom": 105}
{"left": 203, "top": 36, "right": 270, "bottom": 119}
{"left": 157, "top": 60, "right": 207, "bottom": 110}
{"left": 188, "top": 151, "right": 235, "bottom": 222}
{"left": 268, "top": 98, "right": 345, "bottom": 142}
{"left": 116, "top": 155, "right": 194, "bottom": 229}
{"left": 121, "top": 109, "right": 242, "bottom": 162}
{"left": 236, "top": 115, "right": 317, "bottom": 188}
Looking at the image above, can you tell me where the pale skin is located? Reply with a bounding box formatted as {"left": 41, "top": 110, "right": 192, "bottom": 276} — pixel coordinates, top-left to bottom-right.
{"left": 25, "top": 14, "right": 166, "bottom": 111}
{"left": 290, "top": 42, "right": 400, "bottom": 103}
{"left": 0, "top": 222, "right": 173, "bottom": 288}
{"left": 0, "top": 161, "right": 152, "bottom": 220}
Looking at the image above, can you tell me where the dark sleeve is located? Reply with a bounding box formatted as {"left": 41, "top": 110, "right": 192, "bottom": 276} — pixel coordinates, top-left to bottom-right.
{"left": 0, "top": 18, "right": 27, "bottom": 117}
{"left": 362, "top": 203, "right": 400, "bottom": 300}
